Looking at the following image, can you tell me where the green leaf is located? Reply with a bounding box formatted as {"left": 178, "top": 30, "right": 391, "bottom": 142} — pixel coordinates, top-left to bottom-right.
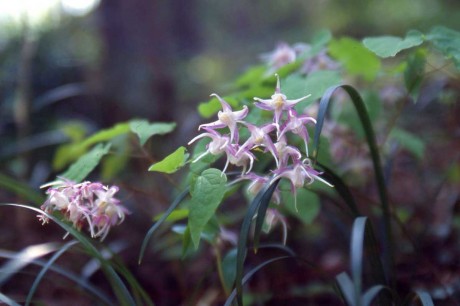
{"left": 427, "top": 26, "right": 460, "bottom": 69}
{"left": 304, "top": 29, "right": 333, "bottom": 57}
{"left": 53, "top": 122, "right": 130, "bottom": 169}
{"left": 329, "top": 37, "right": 381, "bottom": 81}
{"left": 404, "top": 49, "right": 426, "bottom": 102}
{"left": 222, "top": 248, "right": 238, "bottom": 290}
{"left": 283, "top": 71, "right": 342, "bottom": 106}
{"left": 389, "top": 128, "right": 425, "bottom": 160}
{"left": 282, "top": 188, "right": 320, "bottom": 224}
{"left": 235, "top": 65, "right": 267, "bottom": 88}
{"left": 129, "top": 120, "right": 176, "bottom": 146}
{"left": 60, "top": 143, "right": 111, "bottom": 182}
{"left": 188, "top": 168, "right": 227, "bottom": 249}
{"left": 148, "top": 146, "right": 189, "bottom": 174}
{"left": 0, "top": 173, "right": 44, "bottom": 205}
{"left": 362, "top": 30, "right": 424, "bottom": 58}
{"left": 153, "top": 208, "right": 189, "bottom": 222}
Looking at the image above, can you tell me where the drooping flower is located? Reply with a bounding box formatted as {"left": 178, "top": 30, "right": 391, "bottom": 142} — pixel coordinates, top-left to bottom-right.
{"left": 300, "top": 49, "right": 340, "bottom": 75}
{"left": 38, "top": 179, "right": 128, "bottom": 241}
{"left": 264, "top": 208, "right": 288, "bottom": 244}
{"left": 199, "top": 93, "right": 248, "bottom": 143}
{"left": 274, "top": 159, "right": 333, "bottom": 191}
{"left": 232, "top": 173, "right": 281, "bottom": 204}
{"left": 278, "top": 109, "right": 317, "bottom": 156}
{"left": 261, "top": 42, "right": 297, "bottom": 70}
{"left": 223, "top": 144, "right": 255, "bottom": 175}
{"left": 237, "top": 122, "right": 278, "bottom": 165}
{"left": 273, "top": 136, "right": 302, "bottom": 169}
{"left": 254, "top": 74, "right": 311, "bottom": 132}
{"left": 188, "top": 128, "right": 230, "bottom": 162}
{"left": 91, "top": 186, "right": 128, "bottom": 240}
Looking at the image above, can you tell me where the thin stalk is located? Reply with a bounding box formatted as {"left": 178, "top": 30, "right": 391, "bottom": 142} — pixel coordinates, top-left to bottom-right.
{"left": 214, "top": 245, "right": 231, "bottom": 296}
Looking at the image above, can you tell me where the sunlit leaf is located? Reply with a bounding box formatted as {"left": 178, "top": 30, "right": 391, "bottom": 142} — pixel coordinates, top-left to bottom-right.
{"left": 60, "top": 143, "right": 111, "bottom": 182}
{"left": 148, "top": 146, "right": 189, "bottom": 174}
{"left": 53, "top": 122, "right": 130, "bottom": 169}
{"left": 427, "top": 26, "right": 460, "bottom": 69}
{"left": 188, "top": 168, "right": 227, "bottom": 248}
{"left": 363, "top": 30, "right": 424, "bottom": 58}
{"left": 329, "top": 37, "right": 381, "bottom": 81}
{"left": 129, "top": 120, "right": 176, "bottom": 146}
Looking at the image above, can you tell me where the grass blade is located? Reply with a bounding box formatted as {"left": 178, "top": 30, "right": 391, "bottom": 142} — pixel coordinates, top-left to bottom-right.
{"left": 25, "top": 240, "right": 79, "bottom": 306}
{"left": 253, "top": 179, "right": 281, "bottom": 252}
{"left": 235, "top": 178, "right": 280, "bottom": 306}
{"left": 408, "top": 290, "right": 435, "bottom": 306}
{"left": 336, "top": 272, "right": 355, "bottom": 306}
{"left": 0, "top": 173, "right": 44, "bottom": 205}
{"left": 0, "top": 249, "right": 114, "bottom": 305}
{"left": 350, "top": 217, "right": 367, "bottom": 306}
{"left": 316, "top": 162, "right": 361, "bottom": 216}
{"left": 224, "top": 256, "right": 291, "bottom": 306}
{"left": 0, "top": 292, "right": 21, "bottom": 306}
{"left": 312, "top": 84, "right": 394, "bottom": 288}
{"left": 361, "top": 285, "right": 391, "bottom": 306}
{"left": 0, "top": 242, "right": 59, "bottom": 286}
{"left": 0, "top": 203, "right": 136, "bottom": 306}
{"left": 138, "top": 187, "right": 190, "bottom": 264}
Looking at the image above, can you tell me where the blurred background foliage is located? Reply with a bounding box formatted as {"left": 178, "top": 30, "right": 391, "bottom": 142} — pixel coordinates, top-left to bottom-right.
{"left": 2, "top": 0, "right": 460, "bottom": 178}
{"left": 1, "top": 0, "right": 460, "bottom": 305}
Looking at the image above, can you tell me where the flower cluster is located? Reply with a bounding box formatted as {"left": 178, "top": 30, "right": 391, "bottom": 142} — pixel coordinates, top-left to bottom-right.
{"left": 38, "top": 179, "right": 128, "bottom": 241}
{"left": 189, "top": 75, "right": 332, "bottom": 210}
{"left": 262, "top": 41, "right": 339, "bottom": 76}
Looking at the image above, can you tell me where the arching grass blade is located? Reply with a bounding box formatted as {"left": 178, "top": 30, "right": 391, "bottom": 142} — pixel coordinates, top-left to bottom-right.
{"left": 312, "top": 84, "right": 394, "bottom": 288}
{"left": 225, "top": 256, "right": 291, "bottom": 306}
{"left": 138, "top": 187, "right": 190, "bottom": 264}
{"left": 25, "top": 240, "right": 79, "bottom": 306}
{"left": 235, "top": 178, "right": 279, "bottom": 306}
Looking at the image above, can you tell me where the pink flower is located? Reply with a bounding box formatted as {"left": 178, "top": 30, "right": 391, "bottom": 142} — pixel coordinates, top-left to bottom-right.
{"left": 274, "top": 136, "right": 302, "bottom": 169}
{"left": 238, "top": 122, "right": 278, "bottom": 165}
{"left": 199, "top": 94, "right": 248, "bottom": 143}
{"left": 188, "top": 128, "right": 230, "bottom": 162}
{"left": 223, "top": 144, "right": 255, "bottom": 175}
{"left": 278, "top": 109, "right": 316, "bottom": 156}
{"left": 254, "top": 74, "right": 310, "bottom": 132}
{"left": 38, "top": 179, "right": 128, "bottom": 241}
{"left": 261, "top": 42, "right": 297, "bottom": 70}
